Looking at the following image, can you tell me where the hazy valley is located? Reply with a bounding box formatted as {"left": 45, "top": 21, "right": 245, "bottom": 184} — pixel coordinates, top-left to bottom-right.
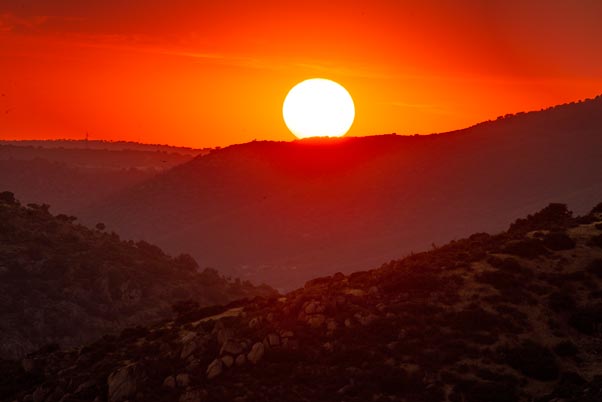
{"left": 81, "top": 96, "right": 602, "bottom": 290}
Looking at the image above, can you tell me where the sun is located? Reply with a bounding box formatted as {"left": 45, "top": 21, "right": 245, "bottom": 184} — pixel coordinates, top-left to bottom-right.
{"left": 283, "top": 78, "right": 355, "bottom": 139}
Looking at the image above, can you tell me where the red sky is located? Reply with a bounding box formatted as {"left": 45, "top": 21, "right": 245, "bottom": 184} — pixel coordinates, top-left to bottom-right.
{"left": 1, "top": 0, "right": 601, "bottom": 148}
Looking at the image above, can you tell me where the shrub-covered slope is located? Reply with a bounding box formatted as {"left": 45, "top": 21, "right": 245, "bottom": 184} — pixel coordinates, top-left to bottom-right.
{"left": 0, "top": 192, "right": 274, "bottom": 360}
{"left": 4, "top": 202, "right": 602, "bottom": 401}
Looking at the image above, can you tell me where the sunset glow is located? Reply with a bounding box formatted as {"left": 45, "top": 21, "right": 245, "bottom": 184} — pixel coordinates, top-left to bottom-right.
{"left": 1, "top": 1, "right": 601, "bottom": 147}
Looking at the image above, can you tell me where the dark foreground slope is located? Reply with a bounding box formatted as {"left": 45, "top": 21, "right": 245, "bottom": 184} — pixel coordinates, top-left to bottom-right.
{"left": 85, "top": 96, "right": 602, "bottom": 290}
{"left": 4, "top": 202, "right": 602, "bottom": 402}
{"left": 0, "top": 192, "right": 274, "bottom": 360}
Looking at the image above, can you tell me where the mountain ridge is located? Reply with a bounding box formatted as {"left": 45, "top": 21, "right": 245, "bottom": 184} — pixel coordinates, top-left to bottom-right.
{"left": 82, "top": 95, "right": 602, "bottom": 290}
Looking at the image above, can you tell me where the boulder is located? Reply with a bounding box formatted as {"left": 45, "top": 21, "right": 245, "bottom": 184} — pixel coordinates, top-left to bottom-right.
{"left": 304, "top": 301, "right": 324, "bottom": 314}
{"left": 206, "top": 359, "right": 223, "bottom": 379}
{"left": 181, "top": 335, "right": 207, "bottom": 359}
{"left": 32, "top": 385, "right": 51, "bottom": 402}
{"left": 212, "top": 321, "right": 233, "bottom": 345}
{"left": 107, "top": 363, "right": 146, "bottom": 402}
{"left": 355, "top": 313, "right": 377, "bottom": 326}
{"left": 21, "top": 358, "right": 37, "bottom": 373}
{"left": 326, "top": 320, "right": 338, "bottom": 332}
{"left": 235, "top": 354, "right": 246, "bottom": 366}
{"left": 163, "top": 376, "right": 176, "bottom": 388}
{"left": 266, "top": 333, "right": 280, "bottom": 347}
{"left": 307, "top": 314, "right": 326, "bottom": 328}
{"left": 179, "top": 389, "right": 207, "bottom": 402}
{"left": 176, "top": 373, "right": 190, "bottom": 387}
{"left": 220, "top": 339, "right": 244, "bottom": 355}
{"left": 247, "top": 342, "right": 265, "bottom": 364}
{"left": 248, "top": 317, "right": 261, "bottom": 329}
{"left": 281, "top": 330, "right": 294, "bottom": 338}
{"left": 221, "top": 355, "right": 234, "bottom": 368}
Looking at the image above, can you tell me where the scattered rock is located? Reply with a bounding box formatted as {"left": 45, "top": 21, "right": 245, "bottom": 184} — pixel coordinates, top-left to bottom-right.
{"left": 248, "top": 317, "right": 261, "bottom": 329}
{"left": 304, "top": 301, "right": 326, "bottom": 315}
{"left": 221, "top": 354, "right": 234, "bottom": 368}
{"left": 181, "top": 335, "right": 206, "bottom": 359}
{"left": 266, "top": 333, "right": 280, "bottom": 347}
{"left": 220, "top": 338, "right": 244, "bottom": 355}
{"left": 235, "top": 354, "right": 246, "bottom": 366}
{"left": 32, "top": 385, "right": 51, "bottom": 402}
{"left": 354, "top": 312, "right": 377, "bottom": 326}
{"left": 247, "top": 342, "right": 265, "bottom": 364}
{"left": 326, "top": 319, "right": 338, "bottom": 332}
{"left": 179, "top": 389, "right": 207, "bottom": 402}
{"left": 307, "top": 314, "right": 326, "bottom": 328}
{"left": 107, "top": 363, "right": 146, "bottom": 402}
{"left": 21, "top": 358, "right": 37, "bottom": 373}
{"left": 281, "top": 330, "right": 294, "bottom": 338}
{"left": 176, "top": 373, "right": 190, "bottom": 387}
{"left": 163, "top": 376, "right": 176, "bottom": 388}
{"left": 206, "top": 358, "right": 223, "bottom": 379}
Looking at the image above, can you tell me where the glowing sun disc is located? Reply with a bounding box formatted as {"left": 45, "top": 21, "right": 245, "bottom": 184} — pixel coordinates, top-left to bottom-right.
{"left": 283, "top": 78, "right": 355, "bottom": 139}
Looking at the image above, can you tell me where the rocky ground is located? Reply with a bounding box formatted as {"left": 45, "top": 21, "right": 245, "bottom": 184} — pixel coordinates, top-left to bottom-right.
{"left": 0, "top": 191, "right": 274, "bottom": 360}
{"left": 2, "top": 202, "right": 602, "bottom": 402}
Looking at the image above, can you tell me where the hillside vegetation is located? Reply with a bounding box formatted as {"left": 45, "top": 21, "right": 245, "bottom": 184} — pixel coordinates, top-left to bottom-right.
{"left": 0, "top": 192, "right": 274, "bottom": 360}
{"left": 3, "top": 201, "right": 602, "bottom": 402}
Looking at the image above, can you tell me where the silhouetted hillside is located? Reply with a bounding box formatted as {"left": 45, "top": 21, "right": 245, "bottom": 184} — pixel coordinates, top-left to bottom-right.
{"left": 3, "top": 202, "right": 602, "bottom": 402}
{"left": 0, "top": 140, "right": 207, "bottom": 156}
{"left": 84, "top": 96, "right": 602, "bottom": 290}
{"left": 0, "top": 141, "right": 206, "bottom": 214}
{"left": 0, "top": 192, "right": 274, "bottom": 360}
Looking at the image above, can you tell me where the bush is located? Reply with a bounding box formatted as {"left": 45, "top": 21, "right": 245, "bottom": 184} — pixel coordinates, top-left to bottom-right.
{"left": 0, "top": 191, "right": 16, "bottom": 204}
{"left": 487, "top": 256, "right": 530, "bottom": 275}
{"left": 590, "top": 202, "right": 602, "bottom": 215}
{"left": 543, "top": 231, "right": 576, "bottom": 250}
{"left": 503, "top": 341, "right": 559, "bottom": 381}
{"left": 476, "top": 270, "right": 520, "bottom": 291}
{"left": 569, "top": 305, "right": 602, "bottom": 335}
{"left": 587, "top": 259, "right": 602, "bottom": 278}
{"left": 173, "top": 253, "right": 199, "bottom": 272}
{"left": 450, "top": 381, "right": 517, "bottom": 402}
{"left": 502, "top": 239, "right": 548, "bottom": 258}
{"left": 553, "top": 341, "right": 579, "bottom": 357}
{"left": 547, "top": 291, "right": 576, "bottom": 312}
{"left": 589, "top": 234, "right": 602, "bottom": 248}
{"left": 509, "top": 203, "right": 573, "bottom": 235}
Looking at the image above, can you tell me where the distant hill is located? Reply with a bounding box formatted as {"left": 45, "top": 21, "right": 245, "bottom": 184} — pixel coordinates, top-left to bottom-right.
{"left": 83, "top": 96, "right": 602, "bottom": 290}
{"left": 0, "top": 139, "right": 207, "bottom": 156}
{"left": 0, "top": 192, "right": 274, "bottom": 360}
{"left": 4, "top": 202, "right": 602, "bottom": 402}
{"left": 0, "top": 140, "right": 208, "bottom": 214}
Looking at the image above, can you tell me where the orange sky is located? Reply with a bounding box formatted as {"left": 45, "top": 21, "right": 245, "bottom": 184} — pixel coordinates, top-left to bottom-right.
{"left": 1, "top": 0, "right": 601, "bottom": 148}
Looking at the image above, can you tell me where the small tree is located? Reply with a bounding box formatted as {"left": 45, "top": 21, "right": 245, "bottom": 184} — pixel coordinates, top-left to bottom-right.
{"left": 0, "top": 191, "right": 16, "bottom": 204}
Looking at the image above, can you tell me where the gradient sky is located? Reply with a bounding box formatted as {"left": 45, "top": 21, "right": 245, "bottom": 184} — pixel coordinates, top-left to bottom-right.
{"left": 1, "top": 0, "right": 601, "bottom": 148}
